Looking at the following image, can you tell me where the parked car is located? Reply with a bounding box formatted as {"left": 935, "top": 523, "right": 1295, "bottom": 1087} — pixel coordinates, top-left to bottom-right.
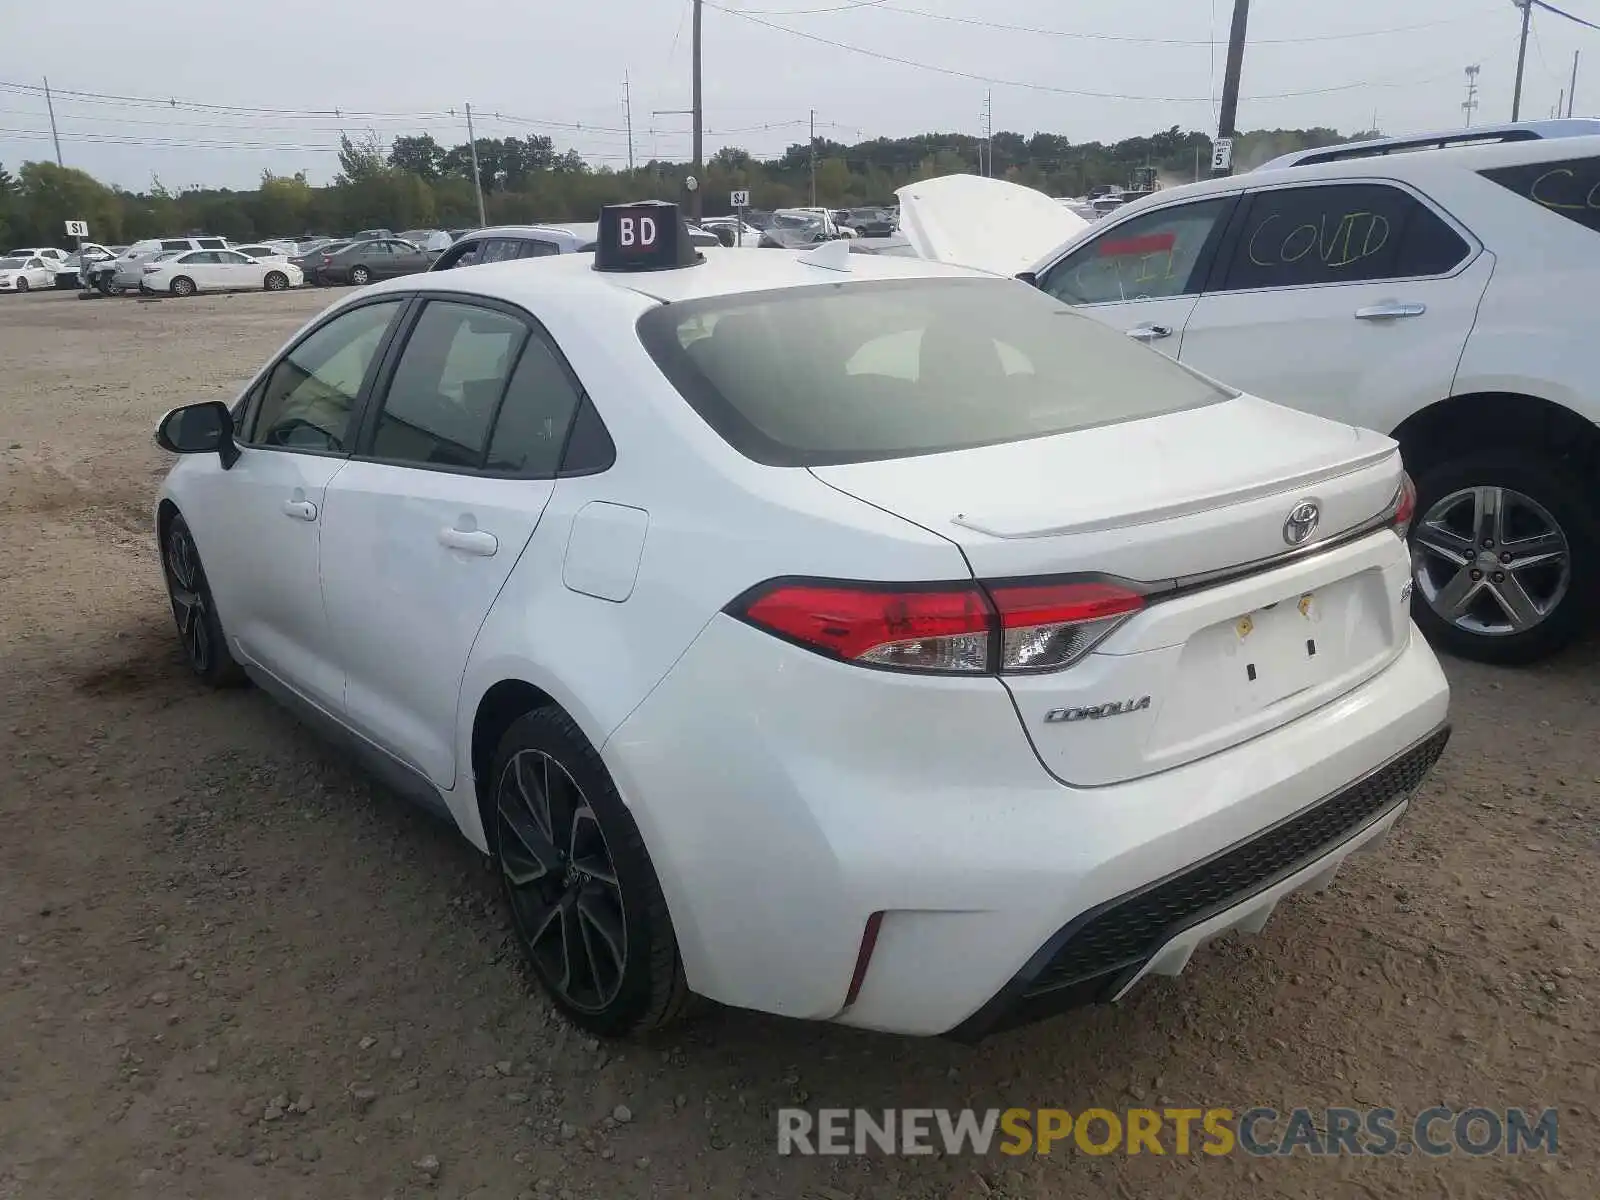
{"left": 774, "top": 207, "right": 855, "bottom": 238}
{"left": 0, "top": 255, "right": 55, "bottom": 292}
{"left": 90, "top": 236, "right": 231, "bottom": 295}
{"left": 352, "top": 228, "right": 395, "bottom": 241}
{"left": 140, "top": 249, "right": 302, "bottom": 296}
{"left": 397, "top": 229, "right": 455, "bottom": 254}
{"left": 901, "top": 122, "right": 1600, "bottom": 663}
{"left": 7, "top": 246, "right": 67, "bottom": 264}
{"left": 842, "top": 207, "right": 897, "bottom": 237}
{"left": 429, "top": 225, "right": 596, "bottom": 271}
{"left": 315, "top": 238, "right": 432, "bottom": 285}
{"left": 696, "top": 217, "right": 765, "bottom": 247}
{"left": 231, "top": 244, "right": 290, "bottom": 262}
{"left": 291, "top": 240, "right": 349, "bottom": 284}
{"left": 151, "top": 202, "right": 1449, "bottom": 1040}
{"left": 55, "top": 245, "right": 117, "bottom": 289}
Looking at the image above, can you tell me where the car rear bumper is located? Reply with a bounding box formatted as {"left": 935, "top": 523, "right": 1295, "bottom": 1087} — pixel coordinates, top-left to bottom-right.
{"left": 603, "top": 615, "right": 1450, "bottom": 1036}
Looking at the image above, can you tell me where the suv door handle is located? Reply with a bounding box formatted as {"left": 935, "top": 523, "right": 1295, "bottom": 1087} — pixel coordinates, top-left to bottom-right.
{"left": 439, "top": 527, "right": 498, "bottom": 557}
{"left": 1354, "top": 303, "right": 1426, "bottom": 320}
{"left": 1126, "top": 324, "right": 1173, "bottom": 341}
{"left": 281, "top": 499, "right": 318, "bottom": 521}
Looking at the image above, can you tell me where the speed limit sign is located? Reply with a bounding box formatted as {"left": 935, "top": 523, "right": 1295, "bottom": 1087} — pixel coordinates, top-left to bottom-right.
{"left": 730, "top": 190, "right": 750, "bottom": 209}
{"left": 64, "top": 219, "right": 90, "bottom": 237}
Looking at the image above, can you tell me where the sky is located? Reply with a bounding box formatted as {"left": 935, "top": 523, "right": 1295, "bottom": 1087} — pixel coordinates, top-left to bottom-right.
{"left": 1, "top": 0, "right": 1595, "bottom": 191}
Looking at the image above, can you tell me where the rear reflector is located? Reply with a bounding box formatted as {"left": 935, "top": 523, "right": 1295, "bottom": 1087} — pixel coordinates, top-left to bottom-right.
{"left": 731, "top": 577, "right": 1145, "bottom": 675}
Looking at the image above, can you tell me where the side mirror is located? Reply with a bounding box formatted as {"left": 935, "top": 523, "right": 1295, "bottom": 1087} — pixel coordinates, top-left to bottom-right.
{"left": 1015, "top": 270, "right": 1040, "bottom": 288}
{"left": 155, "top": 400, "right": 240, "bottom": 468}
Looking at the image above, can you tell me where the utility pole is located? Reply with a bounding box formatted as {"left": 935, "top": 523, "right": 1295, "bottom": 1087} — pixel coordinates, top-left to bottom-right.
{"left": 42, "top": 76, "right": 63, "bottom": 167}
{"left": 1213, "top": 0, "right": 1251, "bottom": 177}
{"left": 623, "top": 73, "right": 635, "bottom": 172}
{"left": 982, "top": 90, "right": 993, "bottom": 177}
{"left": 1570, "top": 50, "right": 1581, "bottom": 117}
{"left": 465, "top": 103, "right": 487, "bottom": 228}
{"left": 809, "top": 108, "right": 817, "bottom": 207}
{"left": 1463, "top": 64, "right": 1481, "bottom": 127}
{"left": 1512, "top": 0, "right": 1532, "bottom": 121}
{"left": 691, "top": 0, "right": 703, "bottom": 219}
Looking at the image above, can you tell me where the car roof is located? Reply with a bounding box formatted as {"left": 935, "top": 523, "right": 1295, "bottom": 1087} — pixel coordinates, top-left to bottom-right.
{"left": 359, "top": 242, "right": 996, "bottom": 309}
{"left": 1256, "top": 117, "right": 1600, "bottom": 171}
{"left": 460, "top": 224, "right": 593, "bottom": 244}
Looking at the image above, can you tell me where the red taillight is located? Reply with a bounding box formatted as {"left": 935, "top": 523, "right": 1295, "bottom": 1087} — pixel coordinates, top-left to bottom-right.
{"left": 987, "top": 580, "right": 1146, "bottom": 673}
{"left": 739, "top": 582, "right": 992, "bottom": 672}
{"left": 1391, "top": 472, "right": 1417, "bottom": 539}
{"left": 732, "top": 577, "right": 1144, "bottom": 675}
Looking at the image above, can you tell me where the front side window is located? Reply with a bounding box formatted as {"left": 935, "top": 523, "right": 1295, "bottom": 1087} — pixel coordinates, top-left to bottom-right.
{"left": 369, "top": 301, "right": 527, "bottom": 469}
{"left": 1043, "top": 198, "right": 1232, "bottom": 306}
{"left": 1220, "top": 183, "right": 1469, "bottom": 291}
{"left": 637, "top": 278, "right": 1231, "bottom": 467}
{"left": 248, "top": 300, "right": 402, "bottom": 452}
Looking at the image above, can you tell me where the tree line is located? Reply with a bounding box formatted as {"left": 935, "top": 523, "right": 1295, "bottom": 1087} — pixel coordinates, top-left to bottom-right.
{"left": 0, "top": 123, "right": 1363, "bottom": 247}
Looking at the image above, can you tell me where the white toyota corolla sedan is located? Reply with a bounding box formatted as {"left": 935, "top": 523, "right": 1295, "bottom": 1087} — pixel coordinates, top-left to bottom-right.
{"left": 141, "top": 247, "right": 303, "bottom": 296}
{"left": 153, "top": 202, "right": 1451, "bottom": 1039}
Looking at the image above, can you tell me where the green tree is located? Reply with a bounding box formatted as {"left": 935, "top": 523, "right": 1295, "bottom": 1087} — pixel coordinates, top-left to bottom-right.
{"left": 336, "top": 131, "right": 390, "bottom": 184}
{"left": 388, "top": 134, "right": 445, "bottom": 180}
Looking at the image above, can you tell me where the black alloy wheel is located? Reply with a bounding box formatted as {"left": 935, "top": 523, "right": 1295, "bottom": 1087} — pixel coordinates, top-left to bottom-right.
{"left": 489, "top": 709, "right": 693, "bottom": 1036}
{"left": 161, "top": 513, "right": 246, "bottom": 687}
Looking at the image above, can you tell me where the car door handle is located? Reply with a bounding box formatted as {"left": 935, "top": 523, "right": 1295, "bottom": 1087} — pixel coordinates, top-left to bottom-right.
{"left": 439, "top": 527, "right": 498, "bottom": 557}
{"left": 281, "top": 499, "right": 318, "bottom": 521}
{"left": 1126, "top": 324, "right": 1173, "bottom": 341}
{"left": 1354, "top": 303, "right": 1426, "bottom": 320}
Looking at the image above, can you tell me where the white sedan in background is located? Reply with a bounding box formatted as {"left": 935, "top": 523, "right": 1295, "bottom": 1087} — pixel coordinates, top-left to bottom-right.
{"left": 142, "top": 249, "right": 302, "bottom": 296}
{"left": 0, "top": 255, "right": 57, "bottom": 292}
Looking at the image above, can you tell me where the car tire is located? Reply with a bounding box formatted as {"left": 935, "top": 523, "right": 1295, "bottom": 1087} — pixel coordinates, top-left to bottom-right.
{"left": 263, "top": 271, "right": 289, "bottom": 291}
{"left": 106, "top": 280, "right": 125, "bottom": 296}
{"left": 1409, "top": 450, "right": 1597, "bottom": 665}
{"left": 161, "top": 512, "right": 247, "bottom": 688}
{"left": 15, "top": 278, "right": 28, "bottom": 293}
{"left": 348, "top": 265, "right": 370, "bottom": 286}
{"left": 170, "top": 276, "right": 196, "bottom": 298}
{"left": 489, "top": 707, "right": 694, "bottom": 1038}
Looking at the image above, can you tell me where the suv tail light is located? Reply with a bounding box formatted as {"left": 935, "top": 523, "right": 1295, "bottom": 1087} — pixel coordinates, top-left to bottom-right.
{"left": 1389, "top": 472, "right": 1417, "bottom": 539}
{"left": 730, "top": 578, "right": 1145, "bottom": 675}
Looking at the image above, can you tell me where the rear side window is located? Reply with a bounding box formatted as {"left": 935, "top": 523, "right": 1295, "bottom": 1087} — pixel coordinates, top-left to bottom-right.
{"left": 637, "top": 278, "right": 1230, "bottom": 467}
{"left": 1481, "top": 155, "right": 1600, "bottom": 234}
{"left": 1220, "top": 183, "right": 1469, "bottom": 291}
{"left": 484, "top": 336, "right": 584, "bottom": 474}
{"left": 1043, "top": 197, "right": 1232, "bottom": 305}
{"left": 160, "top": 240, "right": 190, "bottom": 251}
{"left": 197, "top": 238, "right": 227, "bottom": 249}
{"left": 519, "top": 239, "right": 560, "bottom": 258}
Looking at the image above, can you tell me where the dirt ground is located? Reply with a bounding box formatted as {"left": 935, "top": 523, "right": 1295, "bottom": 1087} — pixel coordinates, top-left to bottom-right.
{"left": 1, "top": 287, "right": 1597, "bottom": 1200}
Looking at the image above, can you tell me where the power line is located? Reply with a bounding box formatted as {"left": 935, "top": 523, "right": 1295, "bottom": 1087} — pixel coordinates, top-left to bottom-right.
{"left": 706, "top": 1, "right": 1481, "bottom": 102}
{"left": 1532, "top": 0, "right": 1600, "bottom": 32}
{"left": 723, "top": 0, "right": 1505, "bottom": 46}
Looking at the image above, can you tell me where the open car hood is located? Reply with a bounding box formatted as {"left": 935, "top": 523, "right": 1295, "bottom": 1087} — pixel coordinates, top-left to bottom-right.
{"left": 894, "top": 174, "right": 1089, "bottom": 277}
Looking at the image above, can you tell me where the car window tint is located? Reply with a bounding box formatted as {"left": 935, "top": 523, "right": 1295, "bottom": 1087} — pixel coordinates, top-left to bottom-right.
{"left": 371, "top": 301, "right": 527, "bottom": 469}
{"left": 251, "top": 300, "right": 402, "bottom": 452}
{"left": 219, "top": 251, "right": 251, "bottom": 263}
{"left": 161, "top": 240, "right": 190, "bottom": 251}
{"left": 1043, "top": 198, "right": 1231, "bottom": 305}
{"left": 1220, "top": 183, "right": 1464, "bottom": 291}
{"left": 197, "top": 239, "right": 227, "bottom": 249}
{"left": 484, "top": 335, "right": 584, "bottom": 474}
{"left": 519, "top": 239, "right": 560, "bottom": 258}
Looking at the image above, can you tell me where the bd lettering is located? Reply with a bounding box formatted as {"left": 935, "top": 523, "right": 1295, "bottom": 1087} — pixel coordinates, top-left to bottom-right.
{"left": 620, "top": 216, "right": 658, "bottom": 249}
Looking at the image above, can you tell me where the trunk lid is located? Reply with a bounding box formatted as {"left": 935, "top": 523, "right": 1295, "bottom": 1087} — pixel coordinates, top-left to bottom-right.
{"left": 895, "top": 175, "right": 1089, "bottom": 277}
{"left": 811, "top": 396, "right": 1411, "bottom": 786}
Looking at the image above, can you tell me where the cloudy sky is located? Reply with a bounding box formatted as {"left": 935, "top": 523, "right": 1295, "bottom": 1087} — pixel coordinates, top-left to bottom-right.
{"left": 1, "top": 0, "right": 1592, "bottom": 190}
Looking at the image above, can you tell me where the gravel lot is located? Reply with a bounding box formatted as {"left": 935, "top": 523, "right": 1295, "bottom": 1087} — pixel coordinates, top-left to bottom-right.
{"left": 2, "top": 287, "right": 1598, "bottom": 1199}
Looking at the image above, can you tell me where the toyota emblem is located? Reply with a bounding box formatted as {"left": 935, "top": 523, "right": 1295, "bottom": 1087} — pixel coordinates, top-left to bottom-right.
{"left": 1283, "top": 501, "right": 1321, "bottom": 546}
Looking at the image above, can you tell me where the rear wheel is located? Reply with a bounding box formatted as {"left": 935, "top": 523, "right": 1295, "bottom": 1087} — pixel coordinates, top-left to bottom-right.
{"left": 1409, "top": 452, "right": 1596, "bottom": 664}
{"left": 348, "top": 265, "right": 371, "bottom": 286}
{"left": 263, "top": 270, "right": 289, "bottom": 291}
{"left": 170, "top": 275, "right": 196, "bottom": 298}
{"left": 490, "top": 708, "right": 692, "bottom": 1037}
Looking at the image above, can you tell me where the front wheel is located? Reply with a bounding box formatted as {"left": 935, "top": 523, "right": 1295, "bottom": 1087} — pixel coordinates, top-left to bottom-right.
{"left": 15, "top": 278, "right": 28, "bottom": 293}
{"left": 161, "top": 512, "right": 247, "bottom": 687}
{"left": 263, "top": 271, "right": 289, "bottom": 291}
{"left": 348, "top": 265, "right": 370, "bottom": 286}
{"left": 490, "top": 708, "right": 692, "bottom": 1037}
{"left": 1409, "top": 452, "right": 1596, "bottom": 665}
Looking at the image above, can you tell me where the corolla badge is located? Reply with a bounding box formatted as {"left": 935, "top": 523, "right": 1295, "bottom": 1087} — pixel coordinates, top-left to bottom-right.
{"left": 1283, "top": 500, "right": 1321, "bottom": 546}
{"left": 1045, "top": 696, "right": 1152, "bottom": 724}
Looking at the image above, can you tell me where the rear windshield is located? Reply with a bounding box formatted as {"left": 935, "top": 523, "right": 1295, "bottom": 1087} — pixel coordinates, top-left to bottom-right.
{"left": 636, "top": 278, "right": 1231, "bottom": 466}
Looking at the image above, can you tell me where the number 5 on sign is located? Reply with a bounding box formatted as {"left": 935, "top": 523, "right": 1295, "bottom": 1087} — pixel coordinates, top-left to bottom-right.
{"left": 65, "top": 219, "right": 90, "bottom": 238}
{"left": 730, "top": 190, "right": 750, "bottom": 209}
{"left": 1210, "top": 138, "right": 1233, "bottom": 172}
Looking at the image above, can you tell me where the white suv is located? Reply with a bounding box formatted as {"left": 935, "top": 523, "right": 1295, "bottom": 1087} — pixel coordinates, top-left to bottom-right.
{"left": 902, "top": 124, "right": 1600, "bottom": 664}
